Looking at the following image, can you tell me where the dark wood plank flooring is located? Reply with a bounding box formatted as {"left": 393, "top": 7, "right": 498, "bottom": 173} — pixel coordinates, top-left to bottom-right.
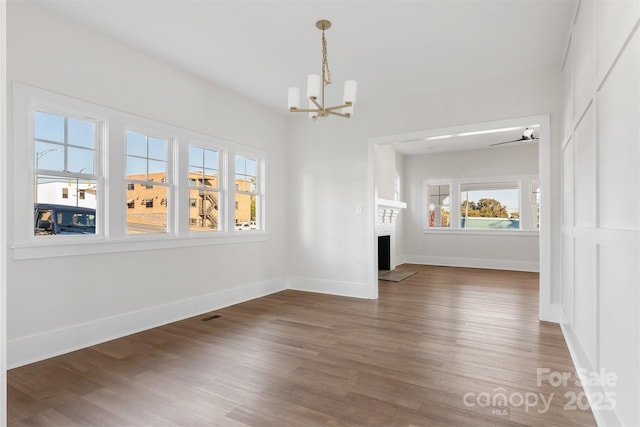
{"left": 8, "top": 265, "right": 596, "bottom": 426}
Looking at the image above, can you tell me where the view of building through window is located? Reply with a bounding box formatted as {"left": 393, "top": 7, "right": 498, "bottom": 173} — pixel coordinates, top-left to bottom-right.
{"left": 235, "top": 155, "right": 258, "bottom": 230}
{"left": 188, "top": 146, "right": 220, "bottom": 232}
{"left": 33, "top": 111, "right": 97, "bottom": 236}
{"left": 126, "top": 131, "right": 169, "bottom": 234}
{"left": 29, "top": 95, "right": 265, "bottom": 240}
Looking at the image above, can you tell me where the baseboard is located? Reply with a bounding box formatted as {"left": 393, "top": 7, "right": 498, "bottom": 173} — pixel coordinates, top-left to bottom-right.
{"left": 540, "top": 302, "right": 563, "bottom": 323}
{"left": 7, "top": 277, "right": 287, "bottom": 369}
{"left": 401, "top": 255, "right": 539, "bottom": 272}
{"left": 288, "top": 276, "right": 372, "bottom": 299}
{"left": 560, "top": 321, "right": 622, "bottom": 427}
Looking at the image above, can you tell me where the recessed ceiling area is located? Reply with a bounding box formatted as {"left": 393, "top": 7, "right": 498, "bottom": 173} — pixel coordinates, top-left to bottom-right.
{"left": 31, "top": 0, "right": 576, "bottom": 114}
{"left": 392, "top": 125, "right": 540, "bottom": 155}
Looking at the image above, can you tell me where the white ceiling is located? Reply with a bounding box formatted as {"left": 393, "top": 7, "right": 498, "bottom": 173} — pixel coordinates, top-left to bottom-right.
{"left": 393, "top": 125, "right": 540, "bottom": 155}
{"left": 32, "top": 0, "right": 575, "bottom": 115}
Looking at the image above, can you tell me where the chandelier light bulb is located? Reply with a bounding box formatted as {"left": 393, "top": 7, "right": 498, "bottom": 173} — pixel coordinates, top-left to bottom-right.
{"left": 288, "top": 87, "right": 300, "bottom": 109}
{"left": 306, "top": 74, "right": 321, "bottom": 100}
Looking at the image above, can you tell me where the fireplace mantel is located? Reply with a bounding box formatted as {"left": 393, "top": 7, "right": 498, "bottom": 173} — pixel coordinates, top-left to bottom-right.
{"left": 376, "top": 198, "right": 406, "bottom": 224}
{"left": 376, "top": 198, "right": 407, "bottom": 210}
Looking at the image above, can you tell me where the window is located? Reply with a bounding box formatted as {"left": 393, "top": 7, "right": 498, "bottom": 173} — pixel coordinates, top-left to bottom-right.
{"left": 188, "top": 146, "right": 220, "bottom": 232}
{"left": 33, "top": 111, "right": 98, "bottom": 236}
{"left": 427, "top": 184, "right": 450, "bottom": 228}
{"left": 235, "top": 155, "right": 260, "bottom": 230}
{"left": 125, "top": 131, "right": 170, "bottom": 234}
{"left": 460, "top": 181, "right": 520, "bottom": 229}
{"left": 15, "top": 84, "right": 268, "bottom": 258}
{"left": 424, "top": 177, "right": 538, "bottom": 232}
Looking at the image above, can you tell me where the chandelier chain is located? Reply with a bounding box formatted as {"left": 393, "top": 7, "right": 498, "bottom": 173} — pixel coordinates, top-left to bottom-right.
{"left": 321, "top": 30, "right": 332, "bottom": 86}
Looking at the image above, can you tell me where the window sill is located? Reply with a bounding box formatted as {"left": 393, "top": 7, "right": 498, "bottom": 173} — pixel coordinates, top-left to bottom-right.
{"left": 423, "top": 228, "right": 539, "bottom": 237}
{"left": 11, "top": 232, "right": 269, "bottom": 260}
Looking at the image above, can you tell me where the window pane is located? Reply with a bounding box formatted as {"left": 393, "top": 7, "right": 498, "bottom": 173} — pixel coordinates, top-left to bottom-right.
{"left": 68, "top": 118, "right": 95, "bottom": 148}
{"left": 34, "top": 111, "right": 64, "bottom": 142}
{"left": 245, "top": 158, "right": 257, "bottom": 177}
{"left": 189, "top": 146, "right": 203, "bottom": 167}
{"left": 35, "top": 174, "right": 97, "bottom": 236}
{"left": 67, "top": 146, "right": 94, "bottom": 174}
{"left": 203, "top": 168, "right": 218, "bottom": 188}
{"left": 126, "top": 131, "right": 147, "bottom": 157}
{"left": 189, "top": 189, "right": 219, "bottom": 232}
{"left": 235, "top": 156, "right": 245, "bottom": 175}
{"left": 428, "top": 205, "right": 450, "bottom": 227}
{"left": 35, "top": 174, "right": 67, "bottom": 204}
{"left": 35, "top": 141, "right": 64, "bottom": 171}
{"left": 126, "top": 155, "right": 146, "bottom": 177}
{"left": 460, "top": 183, "right": 520, "bottom": 229}
{"left": 148, "top": 160, "right": 167, "bottom": 180}
{"left": 148, "top": 137, "right": 167, "bottom": 161}
{"left": 126, "top": 185, "right": 168, "bottom": 234}
{"left": 428, "top": 184, "right": 450, "bottom": 228}
{"left": 235, "top": 193, "right": 256, "bottom": 230}
{"left": 188, "top": 166, "right": 204, "bottom": 187}
{"left": 236, "top": 177, "right": 251, "bottom": 192}
{"left": 204, "top": 149, "right": 218, "bottom": 170}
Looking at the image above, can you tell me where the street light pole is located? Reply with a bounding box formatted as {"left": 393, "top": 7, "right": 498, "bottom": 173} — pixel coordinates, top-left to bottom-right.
{"left": 35, "top": 148, "right": 59, "bottom": 202}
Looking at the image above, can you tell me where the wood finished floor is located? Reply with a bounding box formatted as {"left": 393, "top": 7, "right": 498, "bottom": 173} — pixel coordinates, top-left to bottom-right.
{"left": 8, "top": 265, "right": 596, "bottom": 426}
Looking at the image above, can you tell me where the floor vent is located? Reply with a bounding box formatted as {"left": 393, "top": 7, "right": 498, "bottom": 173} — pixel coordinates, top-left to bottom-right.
{"left": 201, "top": 314, "right": 222, "bottom": 321}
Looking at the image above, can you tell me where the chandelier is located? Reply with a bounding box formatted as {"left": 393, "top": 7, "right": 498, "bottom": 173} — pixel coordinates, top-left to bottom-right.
{"left": 287, "top": 20, "right": 357, "bottom": 120}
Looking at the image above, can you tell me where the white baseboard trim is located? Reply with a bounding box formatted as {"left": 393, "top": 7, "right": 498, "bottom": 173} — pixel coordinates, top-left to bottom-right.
{"left": 288, "top": 276, "right": 372, "bottom": 299}
{"left": 7, "top": 277, "right": 287, "bottom": 369}
{"left": 401, "top": 255, "right": 539, "bottom": 272}
{"left": 560, "top": 321, "right": 622, "bottom": 427}
{"left": 540, "top": 302, "right": 563, "bottom": 323}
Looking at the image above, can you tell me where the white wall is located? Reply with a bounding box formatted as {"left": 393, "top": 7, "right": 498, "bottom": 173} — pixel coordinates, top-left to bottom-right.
{"left": 6, "top": 2, "right": 289, "bottom": 367}
{"left": 0, "top": 0, "right": 7, "bottom": 421}
{"left": 401, "top": 144, "right": 539, "bottom": 272}
{"left": 374, "top": 144, "right": 396, "bottom": 201}
{"left": 288, "top": 70, "right": 564, "bottom": 301}
{"left": 560, "top": 1, "right": 640, "bottom": 426}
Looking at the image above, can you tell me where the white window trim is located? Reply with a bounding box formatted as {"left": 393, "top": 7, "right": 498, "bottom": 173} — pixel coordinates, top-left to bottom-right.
{"left": 424, "top": 181, "right": 452, "bottom": 230}
{"left": 423, "top": 175, "right": 540, "bottom": 234}
{"left": 185, "top": 141, "right": 225, "bottom": 234}
{"left": 12, "top": 83, "right": 268, "bottom": 260}
{"left": 232, "top": 151, "right": 265, "bottom": 233}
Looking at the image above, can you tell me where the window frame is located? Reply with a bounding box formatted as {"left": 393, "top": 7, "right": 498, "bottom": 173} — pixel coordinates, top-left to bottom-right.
{"left": 426, "top": 183, "right": 451, "bottom": 229}
{"left": 423, "top": 175, "right": 539, "bottom": 235}
{"left": 12, "top": 83, "right": 268, "bottom": 260}
{"left": 187, "top": 142, "right": 224, "bottom": 234}
{"left": 124, "top": 129, "right": 174, "bottom": 237}
{"left": 29, "top": 107, "right": 105, "bottom": 242}
{"left": 233, "top": 152, "right": 264, "bottom": 232}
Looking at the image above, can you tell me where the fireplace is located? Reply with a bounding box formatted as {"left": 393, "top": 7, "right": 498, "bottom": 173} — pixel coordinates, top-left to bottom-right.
{"left": 376, "top": 198, "right": 406, "bottom": 271}
{"left": 378, "top": 235, "right": 391, "bottom": 271}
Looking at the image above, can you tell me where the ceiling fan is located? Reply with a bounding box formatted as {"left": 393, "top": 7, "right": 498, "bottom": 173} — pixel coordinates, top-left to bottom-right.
{"left": 490, "top": 128, "right": 539, "bottom": 146}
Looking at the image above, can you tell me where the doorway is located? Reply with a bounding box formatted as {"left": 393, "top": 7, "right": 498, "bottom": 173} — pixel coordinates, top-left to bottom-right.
{"left": 368, "top": 115, "right": 554, "bottom": 321}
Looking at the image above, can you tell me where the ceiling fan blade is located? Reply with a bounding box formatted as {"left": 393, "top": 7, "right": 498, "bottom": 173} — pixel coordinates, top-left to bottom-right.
{"left": 489, "top": 137, "right": 525, "bottom": 147}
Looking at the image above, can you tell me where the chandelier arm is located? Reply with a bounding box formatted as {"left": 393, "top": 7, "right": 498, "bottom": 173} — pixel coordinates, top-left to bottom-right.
{"left": 290, "top": 107, "right": 321, "bottom": 113}
{"left": 324, "top": 102, "right": 352, "bottom": 112}
{"left": 310, "top": 97, "right": 323, "bottom": 110}
{"left": 327, "top": 110, "right": 351, "bottom": 118}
